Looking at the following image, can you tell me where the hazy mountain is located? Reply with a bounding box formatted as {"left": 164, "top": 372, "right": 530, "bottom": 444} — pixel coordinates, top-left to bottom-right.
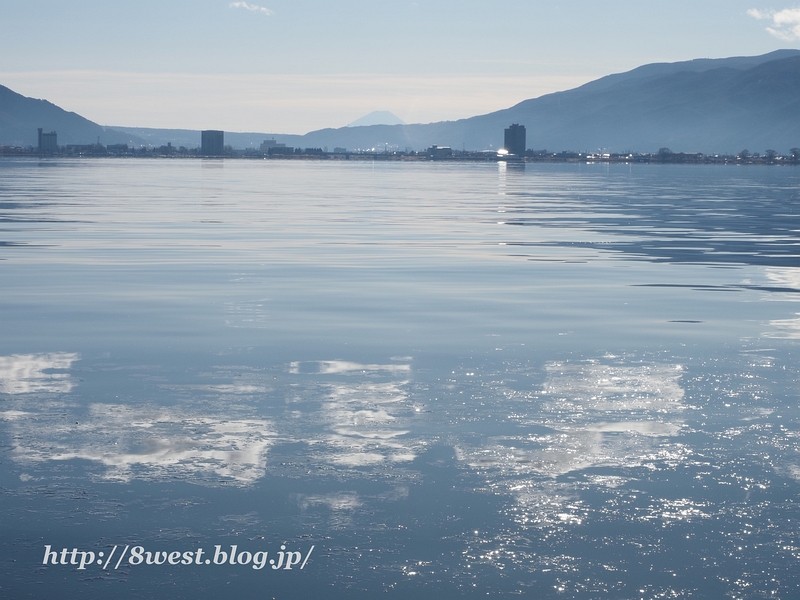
{"left": 4, "top": 50, "right": 799, "bottom": 153}
{"left": 347, "top": 111, "right": 405, "bottom": 127}
{"left": 293, "top": 49, "right": 800, "bottom": 154}
{"left": 0, "top": 85, "right": 145, "bottom": 147}
{"left": 114, "top": 50, "right": 800, "bottom": 153}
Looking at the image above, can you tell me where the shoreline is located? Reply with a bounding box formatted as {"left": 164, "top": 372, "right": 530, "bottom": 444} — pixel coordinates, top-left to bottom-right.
{"left": 0, "top": 151, "right": 797, "bottom": 166}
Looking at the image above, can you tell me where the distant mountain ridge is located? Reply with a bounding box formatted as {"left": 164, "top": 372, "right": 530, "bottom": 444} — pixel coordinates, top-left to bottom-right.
{"left": 572, "top": 49, "right": 800, "bottom": 94}
{"left": 0, "top": 85, "right": 145, "bottom": 147}
{"left": 291, "top": 49, "right": 800, "bottom": 154}
{"left": 2, "top": 50, "right": 800, "bottom": 153}
{"left": 347, "top": 111, "right": 405, "bottom": 127}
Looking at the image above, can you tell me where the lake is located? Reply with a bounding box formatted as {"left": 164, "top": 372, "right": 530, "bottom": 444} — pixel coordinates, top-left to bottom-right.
{"left": 2, "top": 158, "right": 800, "bottom": 599}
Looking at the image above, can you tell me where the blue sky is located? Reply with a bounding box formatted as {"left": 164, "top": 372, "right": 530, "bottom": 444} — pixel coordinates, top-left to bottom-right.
{"left": 1, "top": 1, "right": 799, "bottom": 133}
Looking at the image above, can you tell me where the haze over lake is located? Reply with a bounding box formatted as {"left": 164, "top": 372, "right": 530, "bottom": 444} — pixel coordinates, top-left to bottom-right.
{"left": 2, "top": 158, "right": 800, "bottom": 598}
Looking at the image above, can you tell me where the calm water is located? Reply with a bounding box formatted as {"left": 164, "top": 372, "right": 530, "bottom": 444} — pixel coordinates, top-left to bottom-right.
{"left": 2, "top": 158, "right": 800, "bottom": 599}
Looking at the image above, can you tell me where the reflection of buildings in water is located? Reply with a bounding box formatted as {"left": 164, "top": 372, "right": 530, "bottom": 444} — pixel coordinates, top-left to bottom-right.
{"left": 0, "top": 352, "right": 80, "bottom": 394}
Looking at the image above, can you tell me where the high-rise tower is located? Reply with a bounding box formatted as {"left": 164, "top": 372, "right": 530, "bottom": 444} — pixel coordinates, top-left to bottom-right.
{"left": 201, "top": 130, "right": 225, "bottom": 156}
{"left": 503, "top": 124, "right": 526, "bottom": 156}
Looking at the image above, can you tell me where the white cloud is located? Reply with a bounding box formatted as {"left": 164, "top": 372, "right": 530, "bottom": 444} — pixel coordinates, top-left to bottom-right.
{"left": 748, "top": 7, "right": 800, "bottom": 40}
{"left": 229, "top": 2, "right": 273, "bottom": 16}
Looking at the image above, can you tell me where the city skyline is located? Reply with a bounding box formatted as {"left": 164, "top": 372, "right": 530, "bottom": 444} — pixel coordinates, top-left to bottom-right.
{"left": 1, "top": 1, "right": 799, "bottom": 134}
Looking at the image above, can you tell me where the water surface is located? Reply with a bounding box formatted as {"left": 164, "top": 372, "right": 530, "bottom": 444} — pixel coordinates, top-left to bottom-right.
{"left": 2, "top": 158, "right": 800, "bottom": 599}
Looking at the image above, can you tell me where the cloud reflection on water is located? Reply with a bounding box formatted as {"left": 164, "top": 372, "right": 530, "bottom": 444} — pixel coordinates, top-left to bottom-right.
{"left": 5, "top": 358, "right": 418, "bottom": 486}
{"left": 0, "top": 352, "right": 80, "bottom": 394}
{"left": 463, "top": 361, "right": 686, "bottom": 476}
{"left": 0, "top": 352, "right": 273, "bottom": 483}
{"left": 9, "top": 402, "right": 274, "bottom": 485}
{"left": 456, "top": 360, "right": 688, "bottom": 530}
{"left": 290, "top": 360, "right": 411, "bottom": 375}
{"left": 764, "top": 314, "right": 800, "bottom": 339}
{"left": 761, "top": 268, "right": 800, "bottom": 338}
{"left": 4, "top": 354, "right": 688, "bottom": 499}
{"left": 299, "top": 361, "right": 418, "bottom": 467}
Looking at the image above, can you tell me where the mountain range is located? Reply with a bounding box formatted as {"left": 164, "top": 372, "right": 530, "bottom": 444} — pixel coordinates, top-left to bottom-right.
{"left": 2, "top": 49, "right": 800, "bottom": 153}
{"left": 347, "top": 111, "right": 405, "bottom": 128}
{"left": 0, "top": 84, "right": 146, "bottom": 147}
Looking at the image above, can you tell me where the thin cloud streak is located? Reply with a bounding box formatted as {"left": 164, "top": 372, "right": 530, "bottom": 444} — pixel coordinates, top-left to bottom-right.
{"left": 229, "top": 2, "right": 273, "bottom": 16}
{"left": 748, "top": 7, "right": 800, "bottom": 41}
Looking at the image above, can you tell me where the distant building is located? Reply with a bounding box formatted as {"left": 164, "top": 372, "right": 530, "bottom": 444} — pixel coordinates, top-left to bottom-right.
{"left": 503, "top": 124, "right": 526, "bottom": 156}
{"left": 38, "top": 128, "right": 58, "bottom": 153}
{"left": 106, "top": 144, "right": 129, "bottom": 155}
{"left": 201, "top": 130, "right": 224, "bottom": 155}
{"left": 428, "top": 145, "right": 453, "bottom": 159}
{"left": 268, "top": 146, "right": 294, "bottom": 156}
{"left": 260, "top": 139, "right": 287, "bottom": 152}
{"left": 157, "top": 142, "right": 176, "bottom": 155}
{"left": 64, "top": 143, "right": 106, "bottom": 156}
{"left": 333, "top": 147, "right": 347, "bottom": 154}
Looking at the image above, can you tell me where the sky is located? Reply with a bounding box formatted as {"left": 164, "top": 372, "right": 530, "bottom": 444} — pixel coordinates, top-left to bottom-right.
{"left": 1, "top": 0, "right": 799, "bottom": 134}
